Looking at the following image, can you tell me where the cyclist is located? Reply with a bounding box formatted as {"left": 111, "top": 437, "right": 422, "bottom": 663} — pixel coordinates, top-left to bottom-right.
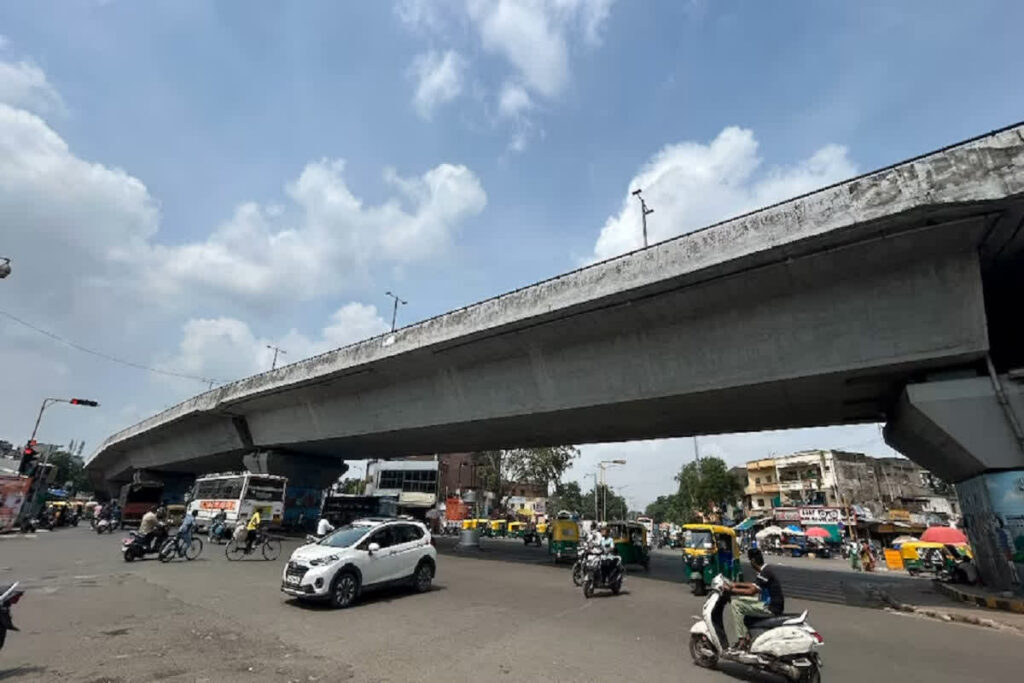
{"left": 244, "top": 509, "right": 262, "bottom": 553}
{"left": 176, "top": 509, "right": 198, "bottom": 556}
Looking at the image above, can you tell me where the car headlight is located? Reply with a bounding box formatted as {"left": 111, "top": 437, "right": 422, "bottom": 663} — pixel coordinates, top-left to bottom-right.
{"left": 309, "top": 554, "right": 340, "bottom": 567}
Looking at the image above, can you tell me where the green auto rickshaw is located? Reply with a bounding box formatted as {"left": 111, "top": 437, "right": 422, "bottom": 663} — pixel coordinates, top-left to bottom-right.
{"left": 507, "top": 521, "right": 526, "bottom": 538}
{"left": 606, "top": 521, "right": 650, "bottom": 571}
{"left": 548, "top": 518, "right": 580, "bottom": 563}
{"left": 683, "top": 524, "right": 742, "bottom": 595}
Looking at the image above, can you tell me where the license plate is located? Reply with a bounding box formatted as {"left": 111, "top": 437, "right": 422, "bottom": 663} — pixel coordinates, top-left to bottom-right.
{"left": 285, "top": 575, "right": 300, "bottom": 585}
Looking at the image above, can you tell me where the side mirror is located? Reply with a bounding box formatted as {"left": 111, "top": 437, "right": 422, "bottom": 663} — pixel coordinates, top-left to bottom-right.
{"left": 367, "top": 542, "right": 380, "bottom": 554}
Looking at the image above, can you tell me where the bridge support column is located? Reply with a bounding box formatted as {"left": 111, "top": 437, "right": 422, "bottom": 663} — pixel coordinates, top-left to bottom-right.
{"left": 885, "top": 373, "right": 1024, "bottom": 593}
{"left": 243, "top": 450, "right": 349, "bottom": 530}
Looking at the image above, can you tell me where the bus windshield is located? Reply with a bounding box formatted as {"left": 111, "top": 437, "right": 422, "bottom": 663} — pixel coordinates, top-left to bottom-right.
{"left": 245, "top": 477, "right": 285, "bottom": 502}
{"left": 192, "top": 476, "right": 244, "bottom": 501}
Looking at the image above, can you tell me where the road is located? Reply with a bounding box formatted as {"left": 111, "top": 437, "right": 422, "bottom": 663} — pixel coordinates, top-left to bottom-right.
{"left": 0, "top": 528, "right": 1018, "bottom": 682}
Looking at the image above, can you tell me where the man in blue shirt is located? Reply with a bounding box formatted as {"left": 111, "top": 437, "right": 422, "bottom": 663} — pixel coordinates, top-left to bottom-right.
{"left": 177, "top": 510, "right": 198, "bottom": 556}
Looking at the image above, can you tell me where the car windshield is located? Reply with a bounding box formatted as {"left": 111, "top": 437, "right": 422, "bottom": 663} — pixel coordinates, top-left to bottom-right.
{"left": 318, "top": 524, "right": 375, "bottom": 548}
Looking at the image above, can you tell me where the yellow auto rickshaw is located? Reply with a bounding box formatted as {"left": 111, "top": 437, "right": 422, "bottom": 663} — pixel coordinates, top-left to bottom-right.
{"left": 507, "top": 521, "right": 526, "bottom": 538}
{"left": 548, "top": 518, "right": 580, "bottom": 563}
{"left": 682, "top": 524, "right": 742, "bottom": 595}
{"left": 536, "top": 521, "right": 548, "bottom": 536}
{"left": 485, "top": 519, "right": 508, "bottom": 538}
{"left": 461, "top": 518, "right": 483, "bottom": 531}
{"left": 605, "top": 521, "right": 650, "bottom": 571}
{"left": 901, "top": 541, "right": 949, "bottom": 576}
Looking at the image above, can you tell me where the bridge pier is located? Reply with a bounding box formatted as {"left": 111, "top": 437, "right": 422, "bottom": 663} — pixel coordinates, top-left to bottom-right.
{"left": 885, "top": 373, "right": 1024, "bottom": 593}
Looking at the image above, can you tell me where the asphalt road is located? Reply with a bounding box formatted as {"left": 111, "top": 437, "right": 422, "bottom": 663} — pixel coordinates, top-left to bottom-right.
{"left": 0, "top": 528, "right": 1019, "bottom": 682}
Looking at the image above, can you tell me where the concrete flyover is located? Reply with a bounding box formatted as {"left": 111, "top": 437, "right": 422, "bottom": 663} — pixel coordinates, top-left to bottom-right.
{"left": 87, "top": 123, "right": 1024, "bottom": 588}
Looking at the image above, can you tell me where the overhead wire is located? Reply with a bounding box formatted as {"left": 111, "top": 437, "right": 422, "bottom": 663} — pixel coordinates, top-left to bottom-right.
{"left": 0, "top": 308, "right": 224, "bottom": 386}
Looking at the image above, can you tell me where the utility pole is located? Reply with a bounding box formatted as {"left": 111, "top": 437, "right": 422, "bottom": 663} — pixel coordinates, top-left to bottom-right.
{"left": 631, "top": 188, "right": 654, "bottom": 248}
{"left": 266, "top": 344, "right": 286, "bottom": 370}
{"left": 598, "top": 459, "right": 626, "bottom": 522}
{"left": 385, "top": 291, "right": 407, "bottom": 332}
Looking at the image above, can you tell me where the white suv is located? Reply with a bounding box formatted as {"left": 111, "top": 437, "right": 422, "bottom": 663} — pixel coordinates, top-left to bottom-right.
{"left": 281, "top": 518, "right": 437, "bottom": 608}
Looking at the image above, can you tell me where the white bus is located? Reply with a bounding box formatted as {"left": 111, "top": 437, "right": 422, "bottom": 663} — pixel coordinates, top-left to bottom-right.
{"left": 186, "top": 472, "right": 287, "bottom": 529}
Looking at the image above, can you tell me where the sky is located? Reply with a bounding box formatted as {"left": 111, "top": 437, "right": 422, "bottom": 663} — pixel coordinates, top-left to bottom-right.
{"left": 1, "top": 1, "right": 1022, "bottom": 509}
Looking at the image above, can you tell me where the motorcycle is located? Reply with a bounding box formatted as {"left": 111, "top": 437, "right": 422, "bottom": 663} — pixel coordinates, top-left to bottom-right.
{"left": 581, "top": 551, "right": 624, "bottom": 598}
{"left": 522, "top": 528, "right": 543, "bottom": 547}
{"left": 0, "top": 582, "right": 25, "bottom": 652}
{"left": 571, "top": 543, "right": 589, "bottom": 587}
{"left": 208, "top": 520, "right": 234, "bottom": 544}
{"left": 122, "top": 524, "right": 169, "bottom": 562}
{"left": 689, "top": 575, "right": 824, "bottom": 683}
{"left": 95, "top": 518, "right": 116, "bottom": 534}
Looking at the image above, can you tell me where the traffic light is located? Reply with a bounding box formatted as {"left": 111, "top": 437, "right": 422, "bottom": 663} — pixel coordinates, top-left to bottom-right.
{"left": 69, "top": 398, "right": 99, "bottom": 407}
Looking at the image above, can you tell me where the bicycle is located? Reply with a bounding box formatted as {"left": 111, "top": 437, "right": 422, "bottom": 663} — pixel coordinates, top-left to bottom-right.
{"left": 158, "top": 533, "right": 204, "bottom": 562}
{"left": 225, "top": 530, "right": 281, "bottom": 561}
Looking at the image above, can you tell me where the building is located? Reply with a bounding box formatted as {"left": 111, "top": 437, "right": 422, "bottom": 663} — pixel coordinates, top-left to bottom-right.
{"left": 365, "top": 459, "right": 439, "bottom": 518}
{"left": 743, "top": 450, "right": 959, "bottom": 527}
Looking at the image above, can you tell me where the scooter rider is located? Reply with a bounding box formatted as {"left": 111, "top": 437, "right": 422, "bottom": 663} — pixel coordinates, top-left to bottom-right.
{"left": 728, "top": 548, "right": 785, "bottom": 650}
{"left": 138, "top": 507, "right": 161, "bottom": 552}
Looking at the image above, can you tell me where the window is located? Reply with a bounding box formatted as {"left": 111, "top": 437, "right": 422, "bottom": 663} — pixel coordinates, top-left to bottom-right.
{"left": 321, "top": 524, "right": 374, "bottom": 548}
{"left": 245, "top": 476, "right": 285, "bottom": 502}
{"left": 755, "top": 477, "right": 761, "bottom": 485}
{"left": 394, "top": 524, "right": 424, "bottom": 544}
{"left": 756, "top": 498, "right": 764, "bottom": 508}
{"left": 193, "top": 479, "right": 221, "bottom": 499}
{"left": 378, "top": 471, "right": 404, "bottom": 490}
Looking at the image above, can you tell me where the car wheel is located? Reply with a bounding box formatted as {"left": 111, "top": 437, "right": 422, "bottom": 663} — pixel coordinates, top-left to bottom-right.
{"left": 331, "top": 571, "right": 360, "bottom": 609}
{"left": 413, "top": 561, "right": 434, "bottom": 593}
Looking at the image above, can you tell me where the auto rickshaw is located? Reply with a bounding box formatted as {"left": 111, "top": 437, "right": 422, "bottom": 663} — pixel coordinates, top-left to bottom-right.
{"left": 901, "top": 541, "right": 949, "bottom": 576}
{"left": 536, "top": 521, "right": 548, "bottom": 536}
{"left": 461, "top": 518, "right": 485, "bottom": 531}
{"left": 484, "top": 519, "right": 507, "bottom": 538}
{"left": 507, "top": 521, "right": 526, "bottom": 538}
{"left": 165, "top": 504, "right": 186, "bottom": 527}
{"left": 606, "top": 521, "right": 650, "bottom": 571}
{"left": 548, "top": 518, "right": 580, "bottom": 563}
{"left": 682, "top": 524, "right": 742, "bottom": 595}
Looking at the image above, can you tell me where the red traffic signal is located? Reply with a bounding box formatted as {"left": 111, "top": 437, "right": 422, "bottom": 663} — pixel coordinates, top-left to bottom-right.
{"left": 69, "top": 398, "right": 99, "bottom": 407}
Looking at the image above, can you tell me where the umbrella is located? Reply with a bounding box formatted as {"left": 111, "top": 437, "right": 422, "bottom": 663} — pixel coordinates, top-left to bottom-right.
{"left": 805, "top": 527, "right": 830, "bottom": 538}
{"left": 755, "top": 525, "right": 784, "bottom": 540}
{"left": 891, "top": 535, "right": 918, "bottom": 547}
{"left": 920, "top": 526, "right": 968, "bottom": 544}
{"left": 784, "top": 525, "right": 805, "bottom": 535}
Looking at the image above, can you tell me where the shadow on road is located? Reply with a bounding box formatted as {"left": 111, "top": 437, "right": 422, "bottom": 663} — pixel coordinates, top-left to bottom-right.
{"left": 284, "top": 584, "right": 448, "bottom": 611}
{"left": 0, "top": 666, "right": 48, "bottom": 681}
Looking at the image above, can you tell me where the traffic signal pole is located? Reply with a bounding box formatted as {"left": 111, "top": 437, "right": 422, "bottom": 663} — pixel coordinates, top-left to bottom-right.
{"left": 28, "top": 397, "right": 100, "bottom": 449}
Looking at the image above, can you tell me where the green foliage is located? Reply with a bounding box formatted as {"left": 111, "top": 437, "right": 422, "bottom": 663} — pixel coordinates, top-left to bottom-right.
{"left": 548, "top": 480, "right": 583, "bottom": 516}
{"left": 47, "top": 450, "right": 90, "bottom": 495}
{"left": 476, "top": 446, "right": 580, "bottom": 514}
{"left": 643, "top": 456, "right": 743, "bottom": 524}
{"left": 581, "top": 483, "right": 628, "bottom": 521}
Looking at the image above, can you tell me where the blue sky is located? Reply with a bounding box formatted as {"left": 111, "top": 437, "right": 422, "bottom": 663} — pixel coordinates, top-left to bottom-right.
{"left": 1, "top": 1, "right": 1022, "bottom": 507}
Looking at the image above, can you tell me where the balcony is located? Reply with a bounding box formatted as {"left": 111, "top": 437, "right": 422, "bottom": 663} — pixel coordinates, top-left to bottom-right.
{"left": 745, "top": 482, "right": 780, "bottom": 495}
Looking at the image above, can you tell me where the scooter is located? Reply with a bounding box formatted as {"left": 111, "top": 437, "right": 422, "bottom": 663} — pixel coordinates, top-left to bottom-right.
{"left": 581, "top": 552, "right": 624, "bottom": 598}
{"left": 0, "top": 582, "right": 25, "bottom": 652}
{"left": 689, "top": 575, "right": 823, "bottom": 683}
{"left": 121, "top": 524, "right": 169, "bottom": 562}
{"left": 571, "top": 543, "right": 589, "bottom": 587}
{"left": 95, "top": 518, "right": 116, "bottom": 534}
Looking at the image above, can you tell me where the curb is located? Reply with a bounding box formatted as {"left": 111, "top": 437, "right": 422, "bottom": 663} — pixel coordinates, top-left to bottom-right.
{"left": 933, "top": 581, "right": 1024, "bottom": 615}
{"left": 873, "top": 588, "right": 1024, "bottom": 637}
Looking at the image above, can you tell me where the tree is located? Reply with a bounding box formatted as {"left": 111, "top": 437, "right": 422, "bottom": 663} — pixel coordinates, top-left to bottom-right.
{"left": 547, "top": 480, "right": 583, "bottom": 516}
{"left": 674, "top": 456, "right": 744, "bottom": 523}
{"left": 337, "top": 478, "right": 364, "bottom": 495}
{"left": 581, "top": 484, "right": 628, "bottom": 522}
{"left": 504, "top": 446, "right": 580, "bottom": 492}
{"left": 47, "top": 450, "right": 89, "bottom": 495}
{"left": 644, "top": 494, "right": 682, "bottom": 524}
{"left": 475, "top": 450, "right": 513, "bottom": 514}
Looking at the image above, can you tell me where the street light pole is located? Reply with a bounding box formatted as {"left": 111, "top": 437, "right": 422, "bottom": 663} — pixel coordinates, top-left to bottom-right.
{"left": 266, "top": 344, "right": 287, "bottom": 370}
{"left": 598, "top": 459, "right": 627, "bottom": 522}
{"left": 385, "top": 290, "right": 407, "bottom": 332}
{"left": 631, "top": 189, "right": 654, "bottom": 248}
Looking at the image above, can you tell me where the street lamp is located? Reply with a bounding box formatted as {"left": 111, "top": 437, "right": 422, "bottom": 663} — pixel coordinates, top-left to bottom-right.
{"left": 598, "top": 459, "right": 627, "bottom": 522}
{"left": 385, "top": 291, "right": 407, "bottom": 332}
{"left": 0, "top": 257, "right": 11, "bottom": 279}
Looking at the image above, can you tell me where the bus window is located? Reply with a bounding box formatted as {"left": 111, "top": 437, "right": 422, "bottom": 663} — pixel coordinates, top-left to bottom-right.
{"left": 244, "top": 477, "right": 285, "bottom": 502}
{"left": 193, "top": 479, "right": 221, "bottom": 500}
{"left": 219, "top": 477, "right": 245, "bottom": 501}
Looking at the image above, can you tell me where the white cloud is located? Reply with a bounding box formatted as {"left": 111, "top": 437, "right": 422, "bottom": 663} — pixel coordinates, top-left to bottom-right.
{"left": 591, "top": 126, "right": 857, "bottom": 261}
{"left": 162, "top": 303, "right": 391, "bottom": 384}
{"left": 0, "top": 60, "right": 65, "bottom": 115}
{"left": 410, "top": 50, "right": 466, "bottom": 119}
{"left": 498, "top": 81, "right": 532, "bottom": 118}
{"left": 137, "top": 158, "right": 485, "bottom": 304}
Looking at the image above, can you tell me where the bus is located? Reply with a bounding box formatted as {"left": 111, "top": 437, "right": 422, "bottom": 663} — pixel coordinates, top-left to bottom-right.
{"left": 185, "top": 472, "right": 287, "bottom": 529}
